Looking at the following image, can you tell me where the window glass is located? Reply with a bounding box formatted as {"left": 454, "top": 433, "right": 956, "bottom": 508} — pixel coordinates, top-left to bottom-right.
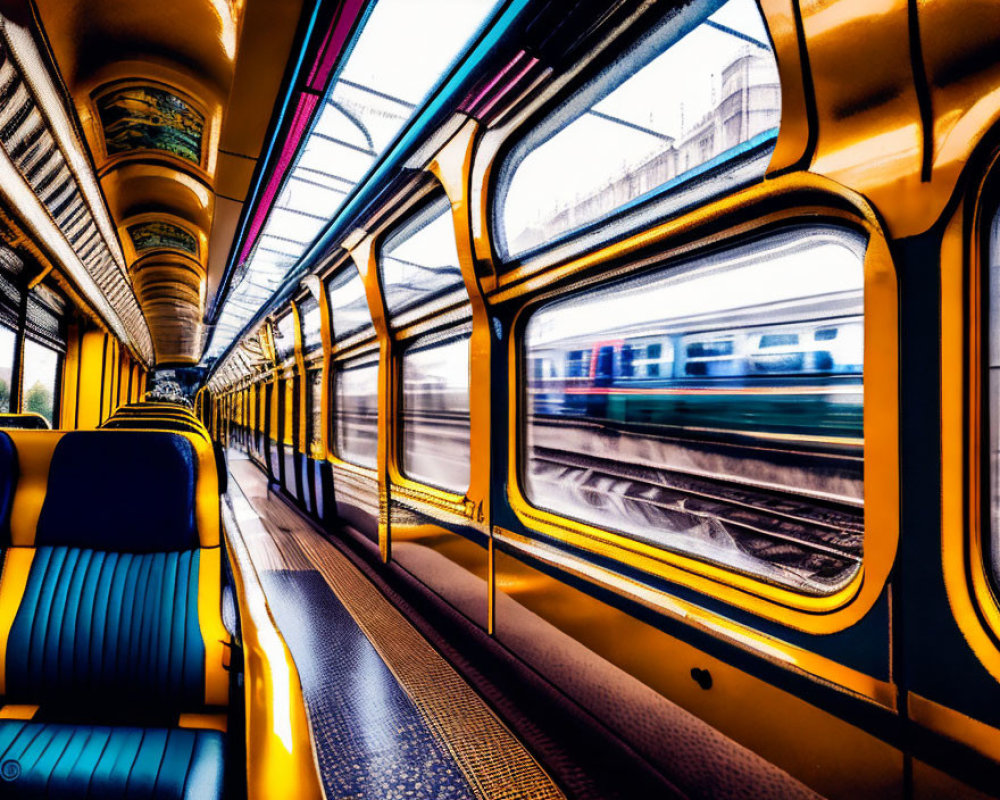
{"left": 380, "top": 194, "right": 465, "bottom": 323}
{"left": 326, "top": 266, "right": 374, "bottom": 343}
{"left": 523, "top": 227, "right": 866, "bottom": 594}
{"left": 333, "top": 354, "right": 379, "bottom": 468}
{"left": 274, "top": 312, "right": 297, "bottom": 362}
{"left": 497, "top": 0, "right": 780, "bottom": 261}
{"left": 23, "top": 339, "right": 59, "bottom": 424}
{"left": 0, "top": 324, "right": 15, "bottom": 412}
{"left": 401, "top": 329, "right": 471, "bottom": 492}
{"left": 299, "top": 295, "right": 322, "bottom": 354}
{"left": 308, "top": 368, "right": 324, "bottom": 458}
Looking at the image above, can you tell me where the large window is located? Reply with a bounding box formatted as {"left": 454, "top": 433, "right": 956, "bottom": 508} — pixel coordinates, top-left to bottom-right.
{"left": 274, "top": 312, "right": 297, "bottom": 362}
{"left": 333, "top": 354, "right": 379, "bottom": 469}
{"left": 522, "top": 227, "right": 866, "bottom": 594}
{"left": 496, "top": 0, "right": 780, "bottom": 261}
{"left": 380, "top": 192, "right": 472, "bottom": 493}
{"left": 298, "top": 295, "right": 322, "bottom": 354}
{"left": 326, "top": 266, "right": 374, "bottom": 343}
{"left": 327, "top": 263, "right": 378, "bottom": 470}
{"left": 379, "top": 194, "right": 466, "bottom": 325}
{"left": 401, "top": 329, "right": 471, "bottom": 493}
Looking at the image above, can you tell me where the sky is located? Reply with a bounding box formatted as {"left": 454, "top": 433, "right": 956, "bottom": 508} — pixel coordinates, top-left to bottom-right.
{"left": 502, "top": 0, "right": 779, "bottom": 248}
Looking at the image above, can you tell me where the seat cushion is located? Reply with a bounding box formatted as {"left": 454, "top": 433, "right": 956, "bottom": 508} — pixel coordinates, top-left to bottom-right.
{"left": 5, "top": 547, "right": 206, "bottom": 714}
{"left": 0, "top": 721, "right": 223, "bottom": 799}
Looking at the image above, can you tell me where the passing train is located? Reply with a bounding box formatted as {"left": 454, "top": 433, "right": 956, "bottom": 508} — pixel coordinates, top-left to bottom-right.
{"left": 0, "top": 0, "right": 995, "bottom": 798}
{"left": 528, "top": 302, "right": 864, "bottom": 441}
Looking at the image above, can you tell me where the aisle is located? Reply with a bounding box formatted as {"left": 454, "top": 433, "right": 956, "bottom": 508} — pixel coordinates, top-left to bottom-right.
{"left": 224, "top": 451, "right": 566, "bottom": 800}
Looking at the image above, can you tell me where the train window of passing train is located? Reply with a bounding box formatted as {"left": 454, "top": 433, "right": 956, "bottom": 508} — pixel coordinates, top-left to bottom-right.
{"left": 522, "top": 226, "right": 867, "bottom": 594}
{"left": 495, "top": 0, "right": 780, "bottom": 262}
{"left": 326, "top": 266, "right": 374, "bottom": 343}
{"left": 333, "top": 354, "right": 379, "bottom": 469}
{"left": 379, "top": 194, "right": 466, "bottom": 326}
{"left": 401, "top": 327, "right": 471, "bottom": 493}
{"left": 299, "top": 295, "right": 322, "bottom": 354}
{"left": 274, "top": 311, "right": 297, "bottom": 361}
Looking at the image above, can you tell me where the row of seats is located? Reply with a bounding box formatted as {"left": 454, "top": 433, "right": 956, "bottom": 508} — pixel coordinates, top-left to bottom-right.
{"left": 102, "top": 402, "right": 204, "bottom": 437}
{"left": 0, "top": 426, "right": 231, "bottom": 798}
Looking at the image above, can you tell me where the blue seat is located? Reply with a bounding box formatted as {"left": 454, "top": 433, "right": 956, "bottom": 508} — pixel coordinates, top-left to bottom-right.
{"left": 0, "top": 430, "right": 229, "bottom": 799}
{"left": 0, "top": 722, "right": 224, "bottom": 798}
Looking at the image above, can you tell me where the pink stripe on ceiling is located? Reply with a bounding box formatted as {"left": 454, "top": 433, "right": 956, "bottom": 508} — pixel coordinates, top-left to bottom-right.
{"left": 459, "top": 50, "right": 526, "bottom": 115}
{"left": 475, "top": 56, "right": 539, "bottom": 119}
{"left": 236, "top": 0, "right": 368, "bottom": 265}
{"left": 306, "top": 0, "right": 367, "bottom": 91}
{"left": 237, "top": 92, "right": 319, "bottom": 265}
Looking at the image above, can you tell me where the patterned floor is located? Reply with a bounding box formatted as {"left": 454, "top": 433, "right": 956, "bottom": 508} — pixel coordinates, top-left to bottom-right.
{"left": 225, "top": 453, "right": 566, "bottom": 800}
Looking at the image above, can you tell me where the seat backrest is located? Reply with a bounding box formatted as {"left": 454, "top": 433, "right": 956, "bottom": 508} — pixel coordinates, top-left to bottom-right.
{"left": 0, "top": 430, "right": 228, "bottom": 719}
{"left": 0, "top": 414, "right": 49, "bottom": 430}
{"left": 36, "top": 431, "right": 201, "bottom": 551}
{"left": 100, "top": 415, "right": 209, "bottom": 439}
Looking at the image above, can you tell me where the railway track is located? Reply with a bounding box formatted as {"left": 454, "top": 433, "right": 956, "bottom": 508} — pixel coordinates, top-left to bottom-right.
{"left": 526, "top": 443, "right": 863, "bottom": 593}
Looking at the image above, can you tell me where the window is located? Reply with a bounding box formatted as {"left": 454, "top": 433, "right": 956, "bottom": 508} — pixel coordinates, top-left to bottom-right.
{"left": 307, "top": 368, "right": 323, "bottom": 458}
{"left": 333, "top": 354, "right": 379, "bottom": 469}
{"left": 401, "top": 328, "right": 471, "bottom": 493}
{"left": 379, "top": 194, "right": 466, "bottom": 325}
{"left": 326, "top": 266, "right": 374, "bottom": 343}
{"left": 0, "top": 324, "right": 14, "bottom": 412}
{"left": 380, "top": 193, "right": 472, "bottom": 492}
{"left": 496, "top": 0, "right": 780, "bottom": 261}
{"left": 299, "top": 295, "right": 322, "bottom": 354}
{"left": 274, "top": 312, "right": 296, "bottom": 362}
{"left": 23, "top": 339, "right": 58, "bottom": 424}
{"left": 522, "top": 227, "right": 866, "bottom": 594}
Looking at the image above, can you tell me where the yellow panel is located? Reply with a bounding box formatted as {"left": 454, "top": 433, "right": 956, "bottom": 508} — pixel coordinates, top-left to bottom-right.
{"left": 198, "top": 546, "right": 230, "bottom": 707}
{"left": 282, "top": 378, "right": 294, "bottom": 447}
{"left": 75, "top": 330, "right": 106, "bottom": 430}
{"left": 179, "top": 712, "right": 228, "bottom": 733}
{"left": 0, "top": 548, "right": 35, "bottom": 694}
{"left": 0, "top": 705, "right": 38, "bottom": 720}
{"left": 59, "top": 326, "right": 80, "bottom": 429}
{"left": 223, "top": 524, "right": 323, "bottom": 800}
{"left": 215, "top": 151, "right": 256, "bottom": 200}
{"left": 7, "top": 431, "right": 64, "bottom": 546}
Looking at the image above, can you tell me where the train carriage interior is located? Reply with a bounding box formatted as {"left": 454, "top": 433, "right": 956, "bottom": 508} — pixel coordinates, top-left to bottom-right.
{"left": 0, "top": 0, "right": 995, "bottom": 797}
